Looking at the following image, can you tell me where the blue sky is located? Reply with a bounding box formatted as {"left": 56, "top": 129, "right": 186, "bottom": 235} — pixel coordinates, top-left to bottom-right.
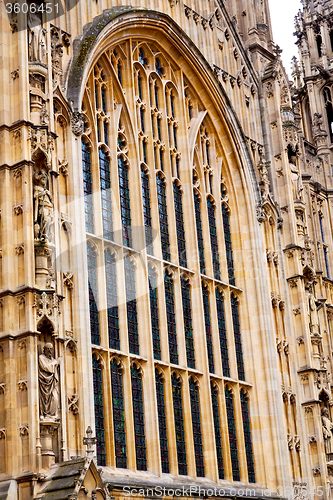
{"left": 268, "top": 0, "right": 302, "bottom": 75}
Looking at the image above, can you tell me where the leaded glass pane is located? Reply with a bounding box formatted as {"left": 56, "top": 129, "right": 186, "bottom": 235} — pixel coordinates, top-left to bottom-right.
{"left": 202, "top": 286, "right": 215, "bottom": 373}
{"left": 231, "top": 294, "right": 245, "bottom": 381}
{"left": 99, "top": 148, "right": 113, "bottom": 240}
{"left": 164, "top": 272, "right": 178, "bottom": 365}
{"left": 207, "top": 199, "right": 220, "bottom": 280}
{"left": 211, "top": 384, "right": 224, "bottom": 479}
{"left": 240, "top": 390, "right": 256, "bottom": 483}
{"left": 82, "top": 139, "right": 94, "bottom": 234}
{"left": 172, "top": 373, "right": 187, "bottom": 475}
{"left": 105, "top": 251, "right": 119, "bottom": 350}
{"left": 149, "top": 270, "right": 161, "bottom": 360}
{"left": 225, "top": 387, "right": 240, "bottom": 481}
{"left": 173, "top": 183, "right": 187, "bottom": 268}
{"left": 181, "top": 278, "right": 195, "bottom": 369}
{"left": 131, "top": 365, "right": 147, "bottom": 470}
{"left": 125, "top": 256, "right": 139, "bottom": 355}
{"left": 222, "top": 205, "right": 235, "bottom": 286}
{"left": 189, "top": 379, "right": 205, "bottom": 477}
{"left": 101, "top": 86, "right": 107, "bottom": 113}
{"left": 118, "top": 156, "right": 132, "bottom": 247}
{"left": 194, "top": 192, "right": 205, "bottom": 274}
{"left": 155, "top": 370, "right": 169, "bottom": 473}
{"left": 216, "top": 289, "right": 230, "bottom": 377}
{"left": 87, "top": 245, "right": 99, "bottom": 345}
{"left": 111, "top": 360, "right": 127, "bottom": 468}
{"left": 141, "top": 167, "right": 153, "bottom": 255}
{"left": 93, "top": 355, "right": 106, "bottom": 466}
{"left": 157, "top": 174, "right": 170, "bottom": 261}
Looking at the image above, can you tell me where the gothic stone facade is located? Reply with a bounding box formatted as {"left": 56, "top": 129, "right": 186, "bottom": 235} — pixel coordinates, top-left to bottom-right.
{"left": 1, "top": 0, "right": 333, "bottom": 499}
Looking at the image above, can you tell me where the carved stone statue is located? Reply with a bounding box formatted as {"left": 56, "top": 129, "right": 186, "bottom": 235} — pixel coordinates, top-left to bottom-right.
{"left": 38, "top": 343, "right": 61, "bottom": 419}
{"left": 309, "top": 293, "right": 320, "bottom": 336}
{"left": 322, "top": 408, "right": 333, "bottom": 458}
{"left": 289, "top": 153, "right": 303, "bottom": 200}
{"left": 312, "top": 112, "right": 326, "bottom": 136}
{"left": 33, "top": 170, "right": 54, "bottom": 241}
{"left": 27, "top": 12, "right": 46, "bottom": 64}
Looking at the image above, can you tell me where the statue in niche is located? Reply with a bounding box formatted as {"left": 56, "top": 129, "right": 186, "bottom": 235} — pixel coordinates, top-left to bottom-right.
{"left": 27, "top": 11, "right": 46, "bottom": 64}
{"left": 33, "top": 169, "right": 54, "bottom": 242}
{"left": 38, "top": 343, "right": 61, "bottom": 419}
{"left": 312, "top": 112, "right": 326, "bottom": 136}
{"left": 309, "top": 292, "right": 320, "bottom": 336}
{"left": 288, "top": 152, "right": 303, "bottom": 201}
{"left": 321, "top": 407, "right": 333, "bottom": 460}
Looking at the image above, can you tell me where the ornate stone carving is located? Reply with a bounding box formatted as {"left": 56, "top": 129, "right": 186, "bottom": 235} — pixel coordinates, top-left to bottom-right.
{"left": 59, "top": 159, "right": 68, "bottom": 176}
{"left": 312, "top": 466, "right": 321, "bottom": 476}
{"left": 39, "top": 343, "right": 61, "bottom": 419}
{"left": 309, "top": 293, "right": 320, "bottom": 336}
{"left": 33, "top": 169, "right": 54, "bottom": 242}
{"left": 83, "top": 426, "right": 97, "bottom": 457}
{"left": 71, "top": 112, "right": 85, "bottom": 136}
{"left": 19, "top": 425, "right": 29, "bottom": 436}
{"left": 0, "top": 383, "right": 5, "bottom": 394}
{"left": 11, "top": 69, "right": 19, "bottom": 80}
{"left": 27, "top": 13, "right": 46, "bottom": 64}
{"left": 68, "top": 394, "right": 79, "bottom": 415}
{"left": 322, "top": 407, "right": 333, "bottom": 458}
{"left": 0, "top": 428, "right": 6, "bottom": 439}
{"left": 63, "top": 272, "right": 74, "bottom": 290}
{"left": 18, "top": 380, "right": 28, "bottom": 391}
{"left": 15, "top": 244, "right": 24, "bottom": 255}
{"left": 13, "top": 204, "right": 23, "bottom": 215}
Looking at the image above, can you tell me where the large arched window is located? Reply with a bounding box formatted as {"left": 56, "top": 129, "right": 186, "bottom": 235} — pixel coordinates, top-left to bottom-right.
{"left": 105, "top": 250, "right": 119, "bottom": 350}
{"left": 131, "top": 365, "right": 147, "bottom": 470}
{"left": 87, "top": 244, "right": 99, "bottom": 345}
{"left": 155, "top": 370, "right": 169, "bottom": 473}
{"left": 189, "top": 378, "right": 204, "bottom": 477}
{"left": 111, "top": 359, "right": 126, "bottom": 468}
{"left": 181, "top": 277, "right": 195, "bottom": 369}
{"left": 99, "top": 148, "right": 112, "bottom": 240}
{"left": 225, "top": 386, "right": 240, "bottom": 481}
{"left": 92, "top": 354, "right": 106, "bottom": 466}
{"left": 164, "top": 271, "right": 178, "bottom": 365}
{"left": 172, "top": 373, "right": 187, "bottom": 475}
{"left": 82, "top": 139, "right": 94, "bottom": 234}
{"left": 211, "top": 383, "right": 224, "bottom": 479}
{"left": 241, "top": 390, "right": 256, "bottom": 483}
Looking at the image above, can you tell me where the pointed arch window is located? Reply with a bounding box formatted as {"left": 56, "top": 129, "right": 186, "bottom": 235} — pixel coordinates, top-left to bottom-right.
{"left": 189, "top": 379, "right": 205, "bottom": 477}
{"left": 225, "top": 386, "right": 240, "bottom": 481}
{"left": 211, "top": 383, "right": 224, "bottom": 479}
{"left": 118, "top": 156, "right": 132, "bottom": 247}
{"left": 216, "top": 289, "right": 230, "bottom": 377}
{"left": 194, "top": 192, "right": 205, "bottom": 274}
{"left": 240, "top": 390, "right": 256, "bottom": 483}
{"left": 105, "top": 250, "right": 119, "bottom": 350}
{"left": 82, "top": 139, "right": 94, "bottom": 234}
{"left": 164, "top": 271, "right": 178, "bottom": 365}
{"left": 207, "top": 199, "right": 221, "bottom": 280}
{"left": 149, "top": 268, "right": 161, "bottom": 360}
{"left": 125, "top": 256, "right": 139, "bottom": 355}
{"left": 155, "top": 370, "right": 169, "bottom": 473}
{"left": 111, "top": 359, "right": 127, "bottom": 468}
{"left": 131, "top": 365, "right": 147, "bottom": 470}
{"left": 173, "top": 183, "right": 187, "bottom": 268}
{"left": 157, "top": 174, "right": 170, "bottom": 261}
{"left": 93, "top": 354, "right": 106, "bottom": 466}
{"left": 99, "top": 148, "right": 113, "bottom": 241}
{"left": 231, "top": 294, "right": 245, "bottom": 381}
{"left": 222, "top": 205, "right": 235, "bottom": 285}
{"left": 172, "top": 373, "right": 187, "bottom": 475}
{"left": 87, "top": 244, "right": 99, "bottom": 345}
{"left": 181, "top": 277, "right": 195, "bottom": 369}
{"left": 202, "top": 285, "right": 215, "bottom": 374}
{"left": 141, "top": 167, "right": 153, "bottom": 255}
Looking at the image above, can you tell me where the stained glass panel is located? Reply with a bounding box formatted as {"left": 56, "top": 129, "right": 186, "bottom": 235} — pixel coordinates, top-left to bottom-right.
{"left": 225, "top": 386, "right": 240, "bottom": 481}
{"left": 222, "top": 205, "right": 235, "bottom": 286}
{"left": 172, "top": 373, "right": 187, "bottom": 475}
{"left": 181, "top": 278, "right": 195, "bottom": 369}
{"left": 189, "top": 379, "right": 205, "bottom": 477}
{"left": 240, "top": 390, "right": 256, "bottom": 483}
{"left": 141, "top": 167, "right": 153, "bottom": 255}
{"left": 215, "top": 289, "right": 230, "bottom": 377}
{"left": 207, "top": 199, "right": 220, "bottom": 280}
{"left": 211, "top": 383, "right": 224, "bottom": 479}
{"left": 149, "top": 270, "right": 161, "bottom": 360}
{"left": 93, "top": 355, "right": 106, "bottom": 466}
{"left": 164, "top": 272, "right": 178, "bottom": 365}
{"left": 118, "top": 156, "right": 132, "bottom": 247}
{"left": 155, "top": 370, "right": 169, "bottom": 473}
{"left": 87, "top": 244, "right": 99, "bottom": 345}
{"left": 202, "top": 286, "right": 215, "bottom": 373}
{"left": 111, "top": 360, "right": 127, "bottom": 468}
{"left": 194, "top": 192, "right": 205, "bottom": 274}
{"left": 125, "top": 256, "right": 139, "bottom": 355}
{"left": 131, "top": 365, "right": 147, "bottom": 470}
{"left": 231, "top": 294, "right": 245, "bottom": 381}
{"left": 157, "top": 174, "right": 170, "bottom": 261}
{"left": 173, "top": 183, "right": 187, "bottom": 268}
{"left": 99, "top": 148, "right": 113, "bottom": 240}
{"left": 82, "top": 139, "right": 94, "bottom": 234}
{"left": 105, "top": 251, "right": 119, "bottom": 350}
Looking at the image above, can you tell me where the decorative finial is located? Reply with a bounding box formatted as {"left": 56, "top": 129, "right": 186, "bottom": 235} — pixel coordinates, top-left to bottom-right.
{"left": 83, "top": 426, "right": 97, "bottom": 457}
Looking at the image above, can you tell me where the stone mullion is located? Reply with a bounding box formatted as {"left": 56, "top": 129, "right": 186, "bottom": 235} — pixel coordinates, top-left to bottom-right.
{"left": 162, "top": 366, "right": 177, "bottom": 474}
{"left": 67, "top": 132, "right": 95, "bottom": 454}
{"left": 142, "top": 362, "right": 161, "bottom": 475}
{"left": 181, "top": 374, "right": 197, "bottom": 477}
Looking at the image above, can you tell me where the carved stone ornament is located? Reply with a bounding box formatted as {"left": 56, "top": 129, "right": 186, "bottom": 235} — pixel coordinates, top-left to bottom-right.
{"left": 71, "top": 112, "right": 85, "bottom": 136}
{"left": 321, "top": 407, "right": 333, "bottom": 458}
{"left": 168, "top": 0, "right": 178, "bottom": 5}
{"left": 83, "top": 426, "right": 97, "bottom": 457}
{"left": 34, "top": 292, "right": 60, "bottom": 327}
{"left": 33, "top": 169, "right": 54, "bottom": 242}
{"left": 0, "top": 383, "right": 5, "bottom": 394}
{"left": 39, "top": 342, "right": 61, "bottom": 419}
{"left": 68, "top": 394, "right": 79, "bottom": 415}
{"left": 18, "top": 380, "right": 28, "bottom": 391}
{"left": 27, "top": 12, "right": 46, "bottom": 64}
{"left": 63, "top": 272, "right": 74, "bottom": 290}
{"left": 0, "top": 428, "right": 6, "bottom": 439}
{"left": 19, "top": 425, "right": 29, "bottom": 436}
